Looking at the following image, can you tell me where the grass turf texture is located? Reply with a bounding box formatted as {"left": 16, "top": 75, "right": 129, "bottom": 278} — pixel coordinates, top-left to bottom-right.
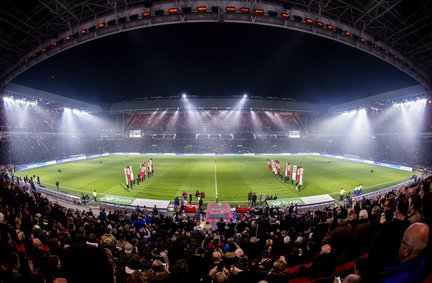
{"left": 18, "top": 155, "right": 414, "bottom": 204}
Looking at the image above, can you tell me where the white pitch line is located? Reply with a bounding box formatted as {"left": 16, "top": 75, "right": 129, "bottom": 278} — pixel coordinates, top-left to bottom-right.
{"left": 214, "top": 159, "right": 218, "bottom": 198}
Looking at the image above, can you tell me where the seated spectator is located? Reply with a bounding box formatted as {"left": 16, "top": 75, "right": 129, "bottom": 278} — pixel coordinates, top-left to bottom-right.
{"left": 379, "top": 222, "right": 429, "bottom": 283}
{"left": 407, "top": 194, "right": 421, "bottom": 223}
{"left": 300, "top": 244, "right": 336, "bottom": 279}
{"left": 142, "top": 259, "right": 170, "bottom": 282}
{"left": 266, "top": 257, "right": 290, "bottom": 283}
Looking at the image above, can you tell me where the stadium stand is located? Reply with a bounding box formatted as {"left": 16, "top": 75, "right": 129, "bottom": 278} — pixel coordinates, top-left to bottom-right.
{"left": 1, "top": 170, "right": 431, "bottom": 283}
{"left": 1, "top": 91, "right": 432, "bottom": 282}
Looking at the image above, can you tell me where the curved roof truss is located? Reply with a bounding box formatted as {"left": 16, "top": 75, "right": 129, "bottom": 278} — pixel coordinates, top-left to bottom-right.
{"left": 0, "top": 0, "right": 431, "bottom": 89}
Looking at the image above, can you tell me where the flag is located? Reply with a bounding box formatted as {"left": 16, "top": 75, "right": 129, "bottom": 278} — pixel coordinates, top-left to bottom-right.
{"left": 129, "top": 165, "right": 134, "bottom": 180}
{"left": 125, "top": 165, "right": 133, "bottom": 184}
{"left": 298, "top": 166, "right": 304, "bottom": 186}
{"left": 292, "top": 165, "right": 297, "bottom": 182}
{"left": 275, "top": 160, "right": 281, "bottom": 175}
{"left": 140, "top": 163, "right": 146, "bottom": 179}
{"left": 285, "top": 162, "right": 291, "bottom": 178}
{"left": 271, "top": 160, "right": 277, "bottom": 175}
{"left": 124, "top": 168, "right": 128, "bottom": 185}
{"left": 296, "top": 166, "right": 301, "bottom": 183}
{"left": 148, "top": 159, "right": 153, "bottom": 174}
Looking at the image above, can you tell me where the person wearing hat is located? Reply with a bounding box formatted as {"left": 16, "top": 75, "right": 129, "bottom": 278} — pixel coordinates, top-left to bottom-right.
{"left": 115, "top": 242, "right": 135, "bottom": 282}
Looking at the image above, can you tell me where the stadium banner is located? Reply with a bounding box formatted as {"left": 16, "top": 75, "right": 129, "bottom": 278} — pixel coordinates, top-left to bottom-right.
{"left": 267, "top": 194, "right": 334, "bottom": 207}
{"left": 99, "top": 195, "right": 170, "bottom": 209}
{"left": 301, "top": 194, "right": 334, "bottom": 205}
{"left": 267, "top": 197, "right": 305, "bottom": 207}
{"left": 131, "top": 199, "right": 170, "bottom": 209}
{"left": 99, "top": 195, "right": 135, "bottom": 205}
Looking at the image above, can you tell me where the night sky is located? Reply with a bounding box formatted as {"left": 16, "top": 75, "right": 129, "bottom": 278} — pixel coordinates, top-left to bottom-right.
{"left": 12, "top": 23, "right": 418, "bottom": 105}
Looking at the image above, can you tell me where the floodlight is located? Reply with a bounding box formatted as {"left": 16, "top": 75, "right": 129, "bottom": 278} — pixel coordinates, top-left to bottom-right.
{"left": 3, "top": 96, "right": 14, "bottom": 103}
{"left": 182, "top": 94, "right": 187, "bottom": 98}
{"left": 243, "top": 94, "right": 248, "bottom": 99}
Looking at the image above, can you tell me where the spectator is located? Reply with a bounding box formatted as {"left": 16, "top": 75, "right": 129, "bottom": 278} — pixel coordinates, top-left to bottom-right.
{"left": 379, "top": 222, "right": 429, "bottom": 283}
{"left": 369, "top": 197, "right": 411, "bottom": 272}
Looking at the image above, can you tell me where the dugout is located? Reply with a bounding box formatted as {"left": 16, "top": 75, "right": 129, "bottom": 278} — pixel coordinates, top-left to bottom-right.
{"left": 205, "top": 202, "right": 232, "bottom": 230}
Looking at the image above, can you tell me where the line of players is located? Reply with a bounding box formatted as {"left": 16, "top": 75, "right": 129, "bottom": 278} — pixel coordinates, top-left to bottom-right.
{"left": 124, "top": 159, "right": 154, "bottom": 191}
{"left": 266, "top": 159, "right": 304, "bottom": 191}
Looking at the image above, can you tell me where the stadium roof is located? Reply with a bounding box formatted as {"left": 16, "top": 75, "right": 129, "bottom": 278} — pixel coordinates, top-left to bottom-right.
{"left": 3, "top": 83, "right": 101, "bottom": 112}
{"left": 0, "top": 0, "right": 431, "bottom": 91}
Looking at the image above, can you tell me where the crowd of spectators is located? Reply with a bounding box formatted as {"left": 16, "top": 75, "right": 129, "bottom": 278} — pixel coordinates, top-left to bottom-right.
{"left": 2, "top": 133, "right": 432, "bottom": 169}
{"left": 2, "top": 103, "right": 432, "bottom": 168}
{"left": 1, "top": 170, "right": 431, "bottom": 283}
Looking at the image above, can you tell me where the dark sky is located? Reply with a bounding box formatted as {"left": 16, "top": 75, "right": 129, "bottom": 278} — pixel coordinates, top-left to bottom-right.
{"left": 12, "top": 22, "right": 418, "bottom": 105}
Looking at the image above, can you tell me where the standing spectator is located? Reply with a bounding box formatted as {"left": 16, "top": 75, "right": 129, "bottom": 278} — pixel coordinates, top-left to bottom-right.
{"left": 340, "top": 187, "right": 345, "bottom": 201}
{"left": 247, "top": 191, "right": 252, "bottom": 205}
{"left": 152, "top": 205, "right": 159, "bottom": 216}
{"left": 251, "top": 193, "right": 257, "bottom": 207}
{"left": 93, "top": 189, "right": 97, "bottom": 202}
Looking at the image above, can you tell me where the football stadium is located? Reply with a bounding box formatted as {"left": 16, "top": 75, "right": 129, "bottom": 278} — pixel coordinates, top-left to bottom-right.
{"left": 1, "top": 1, "right": 432, "bottom": 283}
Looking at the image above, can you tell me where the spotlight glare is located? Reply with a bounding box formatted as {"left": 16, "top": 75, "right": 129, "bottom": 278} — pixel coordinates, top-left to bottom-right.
{"left": 3, "top": 96, "right": 14, "bottom": 103}
{"left": 182, "top": 94, "right": 187, "bottom": 98}
{"left": 243, "top": 94, "right": 248, "bottom": 99}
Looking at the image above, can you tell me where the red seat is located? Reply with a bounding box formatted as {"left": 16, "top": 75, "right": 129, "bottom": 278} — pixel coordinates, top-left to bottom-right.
{"left": 334, "top": 259, "right": 355, "bottom": 275}
{"left": 424, "top": 272, "right": 432, "bottom": 283}
{"left": 288, "top": 263, "right": 312, "bottom": 274}
{"left": 288, "top": 277, "right": 311, "bottom": 283}
{"left": 311, "top": 273, "right": 336, "bottom": 283}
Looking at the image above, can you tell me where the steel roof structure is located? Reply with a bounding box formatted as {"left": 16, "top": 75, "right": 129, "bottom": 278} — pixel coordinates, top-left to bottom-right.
{"left": 0, "top": 0, "right": 431, "bottom": 90}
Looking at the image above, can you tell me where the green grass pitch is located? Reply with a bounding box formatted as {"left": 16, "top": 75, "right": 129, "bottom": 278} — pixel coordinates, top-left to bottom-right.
{"left": 18, "top": 155, "right": 414, "bottom": 204}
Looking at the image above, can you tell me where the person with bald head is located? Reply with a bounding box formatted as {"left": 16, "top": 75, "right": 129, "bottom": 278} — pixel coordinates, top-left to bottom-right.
{"left": 379, "top": 222, "right": 429, "bottom": 283}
